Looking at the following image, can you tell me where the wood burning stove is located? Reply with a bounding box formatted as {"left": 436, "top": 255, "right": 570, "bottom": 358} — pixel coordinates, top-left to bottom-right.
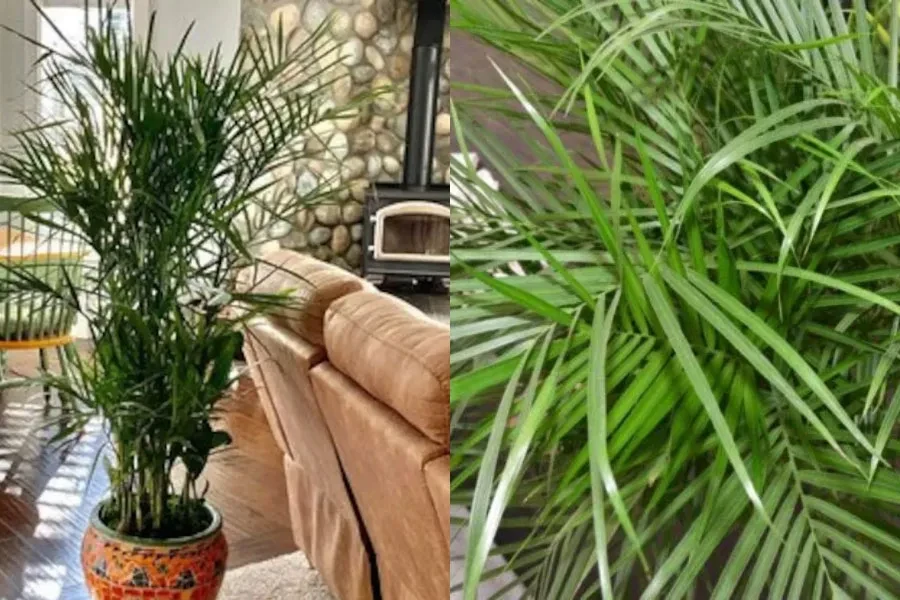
{"left": 363, "top": 0, "right": 449, "bottom": 285}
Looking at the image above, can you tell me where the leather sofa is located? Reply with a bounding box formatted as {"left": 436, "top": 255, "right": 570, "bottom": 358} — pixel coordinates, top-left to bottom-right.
{"left": 240, "top": 250, "right": 450, "bottom": 599}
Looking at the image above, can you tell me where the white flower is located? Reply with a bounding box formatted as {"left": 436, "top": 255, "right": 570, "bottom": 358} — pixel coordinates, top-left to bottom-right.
{"left": 179, "top": 281, "right": 232, "bottom": 309}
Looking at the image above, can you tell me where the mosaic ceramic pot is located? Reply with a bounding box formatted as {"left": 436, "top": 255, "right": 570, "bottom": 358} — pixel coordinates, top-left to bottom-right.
{"left": 81, "top": 502, "right": 228, "bottom": 600}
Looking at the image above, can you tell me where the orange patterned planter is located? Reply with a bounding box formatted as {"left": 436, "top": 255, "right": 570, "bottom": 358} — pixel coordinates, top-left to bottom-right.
{"left": 81, "top": 502, "right": 228, "bottom": 600}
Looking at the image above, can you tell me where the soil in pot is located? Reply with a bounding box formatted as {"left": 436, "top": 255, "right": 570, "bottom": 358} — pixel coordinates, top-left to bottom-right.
{"left": 99, "top": 497, "right": 214, "bottom": 540}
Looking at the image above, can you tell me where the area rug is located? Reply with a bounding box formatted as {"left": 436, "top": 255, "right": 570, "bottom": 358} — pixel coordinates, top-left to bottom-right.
{"left": 220, "top": 551, "right": 334, "bottom": 599}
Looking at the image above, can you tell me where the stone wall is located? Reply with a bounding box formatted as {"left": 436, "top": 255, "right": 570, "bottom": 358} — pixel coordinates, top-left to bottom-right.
{"left": 242, "top": 0, "right": 451, "bottom": 271}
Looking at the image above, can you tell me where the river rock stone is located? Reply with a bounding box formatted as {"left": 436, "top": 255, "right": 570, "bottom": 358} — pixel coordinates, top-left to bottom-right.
{"left": 392, "top": 115, "right": 407, "bottom": 139}
{"left": 350, "top": 179, "right": 369, "bottom": 201}
{"left": 306, "top": 135, "right": 326, "bottom": 154}
{"left": 388, "top": 54, "right": 410, "bottom": 80}
{"left": 328, "top": 131, "right": 350, "bottom": 161}
{"left": 354, "top": 11, "right": 378, "bottom": 39}
{"left": 383, "top": 155, "right": 400, "bottom": 175}
{"left": 376, "top": 132, "right": 397, "bottom": 153}
{"left": 295, "top": 208, "right": 315, "bottom": 232}
{"left": 340, "top": 38, "right": 364, "bottom": 66}
{"left": 397, "top": 0, "right": 414, "bottom": 28}
{"left": 351, "top": 224, "right": 364, "bottom": 242}
{"left": 343, "top": 157, "right": 366, "bottom": 180}
{"left": 314, "top": 34, "right": 340, "bottom": 70}
{"left": 396, "top": 88, "right": 410, "bottom": 111}
{"left": 269, "top": 4, "right": 300, "bottom": 31}
{"left": 400, "top": 33, "right": 413, "bottom": 53}
{"left": 332, "top": 256, "right": 351, "bottom": 270}
{"left": 313, "top": 246, "right": 333, "bottom": 262}
{"left": 302, "top": 0, "right": 331, "bottom": 31}
{"left": 285, "top": 230, "right": 308, "bottom": 250}
{"left": 268, "top": 219, "right": 292, "bottom": 239}
{"left": 331, "top": 225, "right": 351, "bottom": 254}
{"left": 315, "top": 204, "right": 342, "bottom": 226}
{"left": 289, "top": 135, "right": 306, "bottom": 155}
{"left": 346, "top": 243, "right": 363, "bottom": 267}
{"left": 256, "top": 240, "right": 281, "bottom": 257}
{"left": 309, "top": 226, "right": 332, "bottom": 246}
{"left": 307, "top": 159, "right": 325, "bottom": 175}
{"left": 352, "top": 129, "right": 377, "bottom": 153}
{"left": 296, "top": 171, "right": 319, "bottom": 196}
{"left": 342, "top": 202, "right": 364, "bottom": 224}
{"left": 375, "top": 0, "right": 395, "bottom": 22}
{"left": 329, "top": 9, "right": 352, "bottom": 40}
{"left": 366, "top": 154, "right": 383, "bottom": 178}
{"left": 372, "top": 74, "right": 395, "bottom": 113}
{"left": 321, "top": 166, "right": 341, "bottom": 191}
{"left": 287, "top": 27, "right": 311, "bottom": 53}
{"left": 435, "top": 112, "right": 451, "bottom": 136}
{"left": 331, "top": 66, "right": 352, "bottom": 104}
{"left": 311, "top": 112, "right": 336, "bottom": 139}
{"left": 374, "top": 31, "right": 397, "bottom": 55}
{"left": 351, "top": 65, "right": 376, "bottom": 83}
{"left": 365, "top": 45, "right": 385, "bottom": 70}
{"left": 335, "top": 107, "right": 361, "bottom": 131}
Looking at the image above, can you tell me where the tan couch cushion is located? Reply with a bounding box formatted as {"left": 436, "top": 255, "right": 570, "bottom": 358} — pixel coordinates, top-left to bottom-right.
{"left": 238, "top": 250, "right": 366, "bottom": 346}
{"left": 284, "top": 456, "right": 375, "bottom": 600}
{"left": 424, "top": 455, "right": 450, "bottom": 548}
{"left": 311, "top": 363, "right": 449, "bottom": 600}
{"left": 323, "top": 291, "right": 450, "bottom": 447}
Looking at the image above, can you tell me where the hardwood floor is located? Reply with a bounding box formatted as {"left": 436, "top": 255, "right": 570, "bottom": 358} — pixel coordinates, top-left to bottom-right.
{"left": 0, "top": 354, "right": 295, "bottom": 600}
{"left": 383, "top": 283, "right": 451, "bottom": 324}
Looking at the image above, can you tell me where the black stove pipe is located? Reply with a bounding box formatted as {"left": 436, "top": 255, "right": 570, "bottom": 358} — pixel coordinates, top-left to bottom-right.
{"left": 402, "top": 0, "right": 446, "bottom": 190}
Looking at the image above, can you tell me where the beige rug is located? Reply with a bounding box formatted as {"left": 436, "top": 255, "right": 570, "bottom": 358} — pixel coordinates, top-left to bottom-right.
{"left": 220, "top": 551, "right": 334, "bottom": 599}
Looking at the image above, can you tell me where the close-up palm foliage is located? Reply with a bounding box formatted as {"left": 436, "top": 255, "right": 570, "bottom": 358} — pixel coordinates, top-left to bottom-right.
{"left": 451, "top": 0, "right": 900, "bottom": 597}
{"left": 0, "top": 3, "right": 337, "bottom": 538}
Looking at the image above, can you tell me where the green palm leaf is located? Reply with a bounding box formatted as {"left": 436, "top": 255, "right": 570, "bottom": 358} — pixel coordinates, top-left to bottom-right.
{"left": 451, "top": 0, "right": 900, "bottom": 597}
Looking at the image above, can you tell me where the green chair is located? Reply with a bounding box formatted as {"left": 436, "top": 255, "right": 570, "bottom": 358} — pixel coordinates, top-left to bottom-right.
{"left": 0, "top": 192, "right": 86, "bottom": 402}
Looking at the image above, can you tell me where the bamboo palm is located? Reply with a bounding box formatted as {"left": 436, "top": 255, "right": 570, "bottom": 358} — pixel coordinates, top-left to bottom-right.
{"left": 0, "top": 2, "right": 338, "bottom": 538}
{"left": 451, "top": 0, "right": 900, "bottom": 597}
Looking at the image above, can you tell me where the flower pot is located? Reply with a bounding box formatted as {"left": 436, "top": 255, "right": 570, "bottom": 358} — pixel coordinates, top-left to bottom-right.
{"left": 81, "top": 501, "right": 228, "bottom": 600}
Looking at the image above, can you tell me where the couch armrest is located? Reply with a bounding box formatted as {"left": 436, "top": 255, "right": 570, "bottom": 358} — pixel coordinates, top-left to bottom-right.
{"left": 237, "top": 249, "right": 367, "bottom": 346}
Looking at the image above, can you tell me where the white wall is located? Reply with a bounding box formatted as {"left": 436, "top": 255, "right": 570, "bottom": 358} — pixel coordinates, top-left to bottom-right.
{"left": 135, "top": 0, "right": 241, "bottom": 60}
{"left": 0, "top": 12, "right": 4, "bottom": 140}
{"left": 1, "top": 0, "right": 242, "bottom": 149}
{"left": 0, "top": 2, "right": 39, "bottom": 151}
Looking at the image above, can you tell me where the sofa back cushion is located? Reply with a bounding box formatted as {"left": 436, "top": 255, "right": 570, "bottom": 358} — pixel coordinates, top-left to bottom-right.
{"left": 244, "top": 321, "right": 375, "bottom": 600}
{"left": 424, "top": 455, "right": 450, "bottom": 548}
{"left": 323, "top": 291, "right": 450, "bottom": 448}
{"left": 311, "top": 363, "right": 449, "bottom": 600}
{"left": 239, "top": 250, "right": 367, "bottom": 346}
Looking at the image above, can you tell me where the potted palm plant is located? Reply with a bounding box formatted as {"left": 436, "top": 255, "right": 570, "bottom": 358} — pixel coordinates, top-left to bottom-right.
{"left": 0, "top": 3, "right": 341, "bottom": 597}
{"left": 451, "top": 0, "right": 900, "bottom": 597}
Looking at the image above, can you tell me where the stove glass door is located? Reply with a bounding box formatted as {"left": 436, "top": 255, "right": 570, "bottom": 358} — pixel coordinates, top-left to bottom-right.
{"left": 374, "top": 201, "right": 450, "bottom": 263}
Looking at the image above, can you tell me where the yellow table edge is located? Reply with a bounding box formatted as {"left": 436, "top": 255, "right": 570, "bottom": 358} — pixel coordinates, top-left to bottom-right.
{"left": 0, "top": 334, "right": 75, "bottom": 351}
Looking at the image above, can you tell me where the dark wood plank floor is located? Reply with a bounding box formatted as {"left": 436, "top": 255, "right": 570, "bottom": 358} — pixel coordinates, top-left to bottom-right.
{"left": 0, "top": 354, "right": 295, "bottom": 600}
{"left": 383, "top": 284, "right": 450, "bottom": 325}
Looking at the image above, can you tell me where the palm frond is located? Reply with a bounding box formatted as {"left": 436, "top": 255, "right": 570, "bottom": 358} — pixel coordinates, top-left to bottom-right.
{"left": 451, "top": 0, "right": 900, "bottom": 596}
